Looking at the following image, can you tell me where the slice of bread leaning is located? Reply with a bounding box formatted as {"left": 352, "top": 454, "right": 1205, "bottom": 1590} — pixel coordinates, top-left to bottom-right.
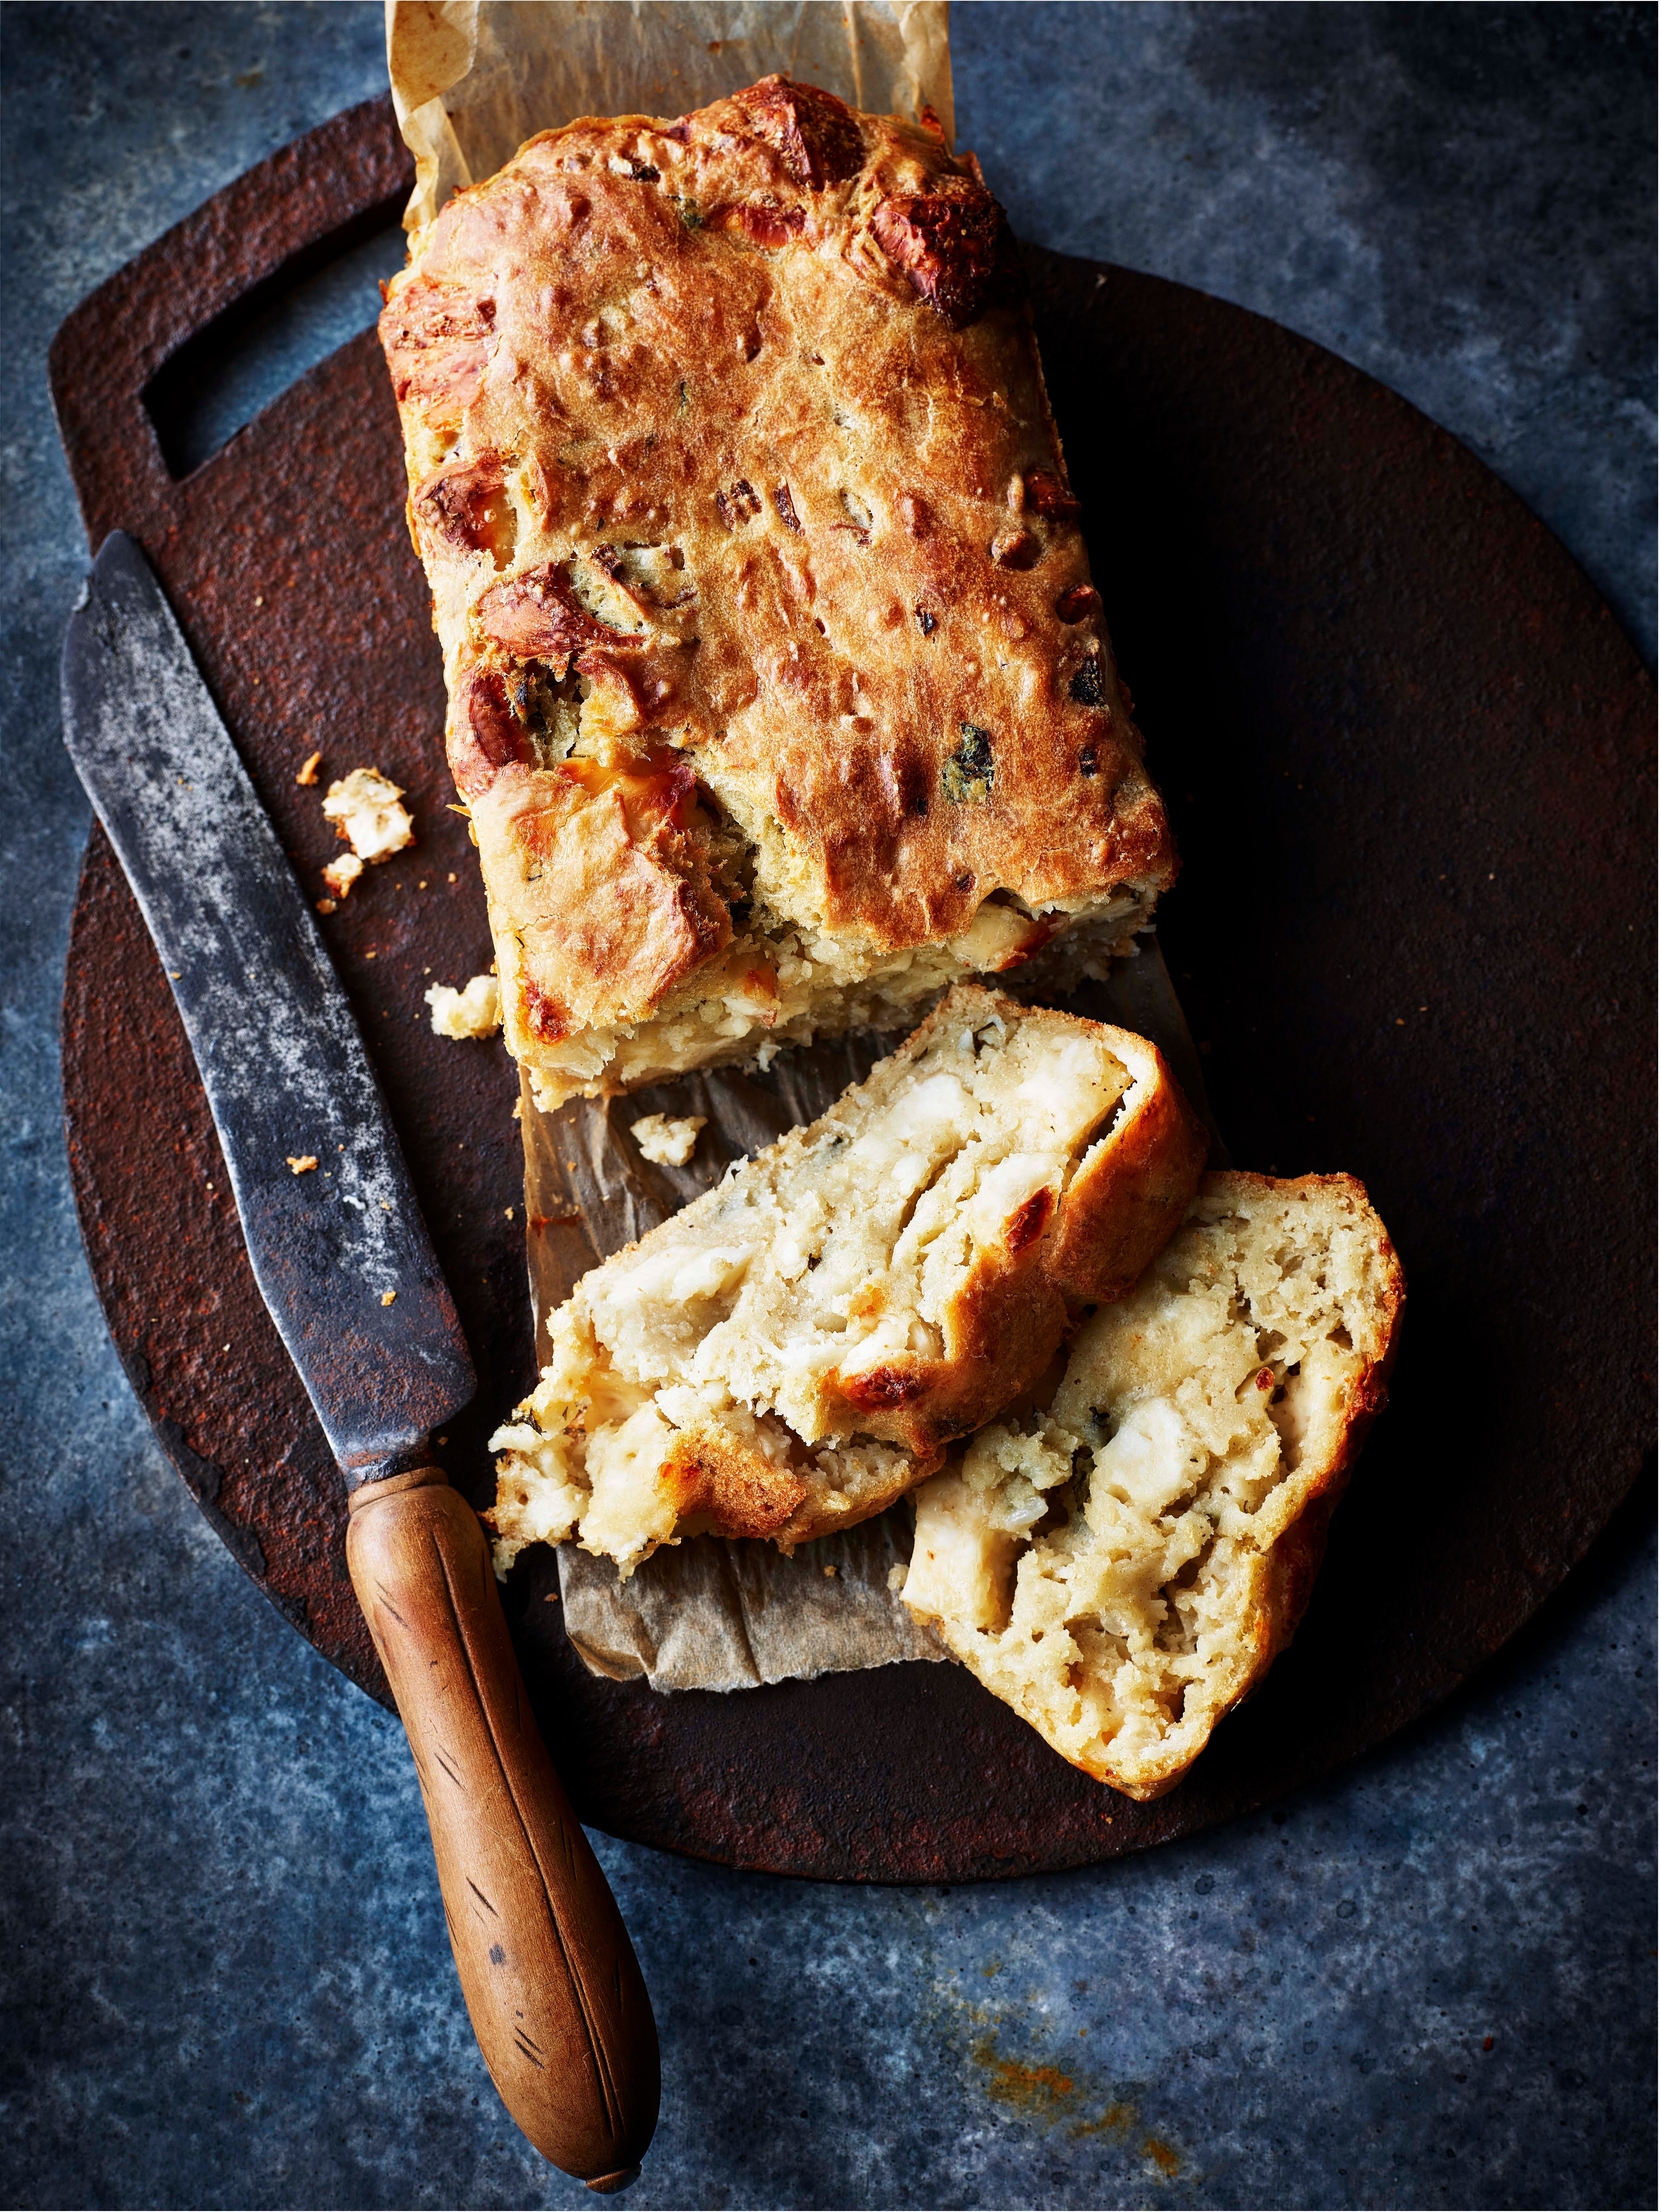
{"left": 488, "top": 984, "right": 1206, "bottom": 1575}
{"left": 901, "top": 1172, "right": 1405, "bottom": 1799}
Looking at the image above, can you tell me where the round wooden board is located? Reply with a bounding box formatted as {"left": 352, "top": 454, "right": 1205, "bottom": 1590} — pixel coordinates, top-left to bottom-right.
{"left": 57, "top": 106, "right": 1654, "bottom": 1882}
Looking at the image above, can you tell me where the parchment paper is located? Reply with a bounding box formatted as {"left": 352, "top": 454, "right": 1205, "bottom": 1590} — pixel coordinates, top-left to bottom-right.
{"left": 386, "top": 0, "right": 953, "bottom": 233}
{"left": 384, "top": 2, "right": 1215, "bottom": 1694}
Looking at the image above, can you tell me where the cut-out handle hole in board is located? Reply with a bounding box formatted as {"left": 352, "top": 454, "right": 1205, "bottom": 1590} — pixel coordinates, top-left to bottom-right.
{"left": 143, "top": 201, "right": 407, "bottom": 480}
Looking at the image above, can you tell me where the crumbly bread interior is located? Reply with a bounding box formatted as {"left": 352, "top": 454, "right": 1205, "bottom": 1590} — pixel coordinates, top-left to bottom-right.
{"left": 425, "top": 973, "right": 502, "bottom": 1038}
{"left": 489, "top": 985, "right": 1201, "bottom": 1575}
{"left": 902, "top": 1173, "right": 1404, "bottom": 1799}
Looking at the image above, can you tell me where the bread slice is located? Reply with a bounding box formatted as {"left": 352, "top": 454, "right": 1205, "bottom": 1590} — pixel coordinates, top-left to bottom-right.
{"left": 488, "top": 985, "right": 1206, "bottom": 1575}
{"left": 901, "top": 1172, "right": 1405, "bottom": 1799}
{"left": 379, "top": 76, "right": 1175, "bottom": 1109}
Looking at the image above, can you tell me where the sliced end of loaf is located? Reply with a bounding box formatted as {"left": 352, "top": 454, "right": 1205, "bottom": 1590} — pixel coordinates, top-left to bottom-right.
{"left": 901, "top": 1170, "right": 1405, "bottom": 1798}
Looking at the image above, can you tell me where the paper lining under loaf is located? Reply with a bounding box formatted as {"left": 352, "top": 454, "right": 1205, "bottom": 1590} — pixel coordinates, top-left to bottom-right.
{"left": 487, "top": 984, "right": 1206, "bottom": 1576}
{"left": 380, "top": 75, "right": 1176, "bottom": 1108}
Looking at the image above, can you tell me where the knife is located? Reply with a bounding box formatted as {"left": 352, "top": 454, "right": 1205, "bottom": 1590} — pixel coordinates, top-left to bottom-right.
{"left": 61, "top": 531, "right": 659, "bottom": 2191}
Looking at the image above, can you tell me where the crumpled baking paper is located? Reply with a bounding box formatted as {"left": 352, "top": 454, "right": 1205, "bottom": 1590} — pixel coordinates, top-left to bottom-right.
{"left": 386, "top": 0, "right": 953, "bottom": 233}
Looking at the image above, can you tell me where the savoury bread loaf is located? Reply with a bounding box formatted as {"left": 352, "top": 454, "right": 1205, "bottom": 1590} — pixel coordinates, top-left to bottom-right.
{"left": 488, "top": 985, "right": 1205, "bottom": 1575}
{"left": 380, "top": 76, "right": 1175, "bottom": 1108}
{"left": 901, "top": 1172, "right": 1405, "bottom": 1799}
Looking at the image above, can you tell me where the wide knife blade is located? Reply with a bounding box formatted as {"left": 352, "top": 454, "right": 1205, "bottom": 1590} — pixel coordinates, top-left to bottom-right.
{"left": 61, "top": 530, "right": 475, "bottom": 1481}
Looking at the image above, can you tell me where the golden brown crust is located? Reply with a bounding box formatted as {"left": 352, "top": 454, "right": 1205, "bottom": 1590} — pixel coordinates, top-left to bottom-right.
{"left": 1043, "top": 1027, "right": 1210, "bottom": 1302}
{"left": 767, "top": 1460, "right": 929, "bottom": 1551}
{"left": 828, "top": 1242, "right": 1068, "bottom": 1456}
{"left": 662, "top": 1426, "right": 809, "bottom": 1541}
{"left": 379, "top": 77, "right": 1175, "bottom": 1095}
{"left": 469, "top": 757, "right": 732, "bottom": 1034}
{"left": 664, "top": 1424, "right": 930, "bottom": 1551}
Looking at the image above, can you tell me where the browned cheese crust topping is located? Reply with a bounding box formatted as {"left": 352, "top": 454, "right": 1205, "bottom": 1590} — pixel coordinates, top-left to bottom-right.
{"left": 380, "top": 77, "right": 1176, "bottom": 1106}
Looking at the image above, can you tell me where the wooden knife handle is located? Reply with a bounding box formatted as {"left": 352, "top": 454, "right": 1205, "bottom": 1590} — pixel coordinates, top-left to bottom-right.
{"left": 346, "top": 1469, "right": 659, "bottom": 2189}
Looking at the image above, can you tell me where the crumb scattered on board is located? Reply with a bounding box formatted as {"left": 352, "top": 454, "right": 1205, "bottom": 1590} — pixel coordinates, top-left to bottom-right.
{"left": 426, "top": 974, "right": 501, "bottom": 1039}
{"left": 322, "top": 852, "right": 363, "bottom": 900}
{"left": 631, "top": 1112, "right": 706, "bottom": 1166}
{"left": 381, "top": 1290, "right": 397, "bottom": 1306}
{"left": 295, "top": 750, "right": 322, "bottom": 787}
{"left": 286, "top": 1154, "right": 318, "bottom": 1174}
{"left": 318, "top": 767, "right": 415, "bottom": 897}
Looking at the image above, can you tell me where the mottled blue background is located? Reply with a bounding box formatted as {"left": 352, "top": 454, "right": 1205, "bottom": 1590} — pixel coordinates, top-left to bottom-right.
{"left": 2, "top": 7, "right": 1654, "bottom": 2207}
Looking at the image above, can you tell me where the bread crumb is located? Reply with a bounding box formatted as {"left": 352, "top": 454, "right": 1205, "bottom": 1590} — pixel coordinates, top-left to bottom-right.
{"left": 286, "top": 1154, "right": 318, "bottom": 1174}
{"left": 887, "top": 1563, "right": 906, "bottom": 1591}
{"left": 505, "top": 1205, "right": 516, "bottom": 1221}
{"left": 315, "top": 897, "right": 337, "bottom": 915}
{"left": 295, "top": 750, "right": 322, "bottom": 787}
{"left": 322, "top": 853, "right": 363, "bottom": 900}
{"left": 322, "top": 767, "right": 415, "bottom": 863}
{"left": 630, "top": 1112, "right": 706, "bottom": 1166}
{"left": 380, "top": 1290, "right": 397, "bottom": 1306}
{"left": 823, "top": 1562, "right": 838, "bottom": 1578}
{"left": 512, "top": 1099, "right": 523, "bottom": 1122}
{"left": 426, "top": 974, "right": 502, "bottom": 1039}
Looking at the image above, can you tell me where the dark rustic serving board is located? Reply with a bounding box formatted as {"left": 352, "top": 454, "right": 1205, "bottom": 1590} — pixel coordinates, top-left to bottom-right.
{"left": 53, "top": 96, "right": 1654, "bottom": 1883}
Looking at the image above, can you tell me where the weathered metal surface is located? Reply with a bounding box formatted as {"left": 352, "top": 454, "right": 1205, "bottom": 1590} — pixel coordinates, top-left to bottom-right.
{"left": 61, "top": 533, "right": 474, "bottom": 1483}
{"left": 55, "top": 99, "right": 1654, "bottom": 1879}
{"left": 55, "top": 98, "right": 527, "bottom": 1706}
